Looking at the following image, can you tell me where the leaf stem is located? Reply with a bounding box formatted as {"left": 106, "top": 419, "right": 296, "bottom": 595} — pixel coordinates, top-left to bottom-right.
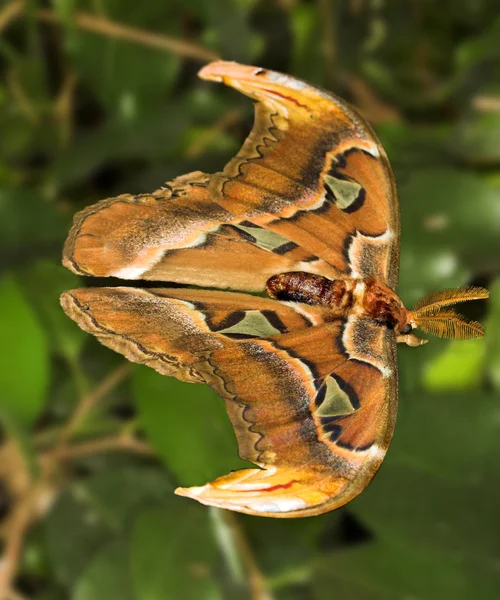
{"left": 213, "top": 509, "right": 274, "bottom": 600}
{"left": 56, "top": 362, "right": 130, "bottom": 449}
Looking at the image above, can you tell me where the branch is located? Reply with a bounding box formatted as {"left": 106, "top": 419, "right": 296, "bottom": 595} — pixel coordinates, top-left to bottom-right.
{"left": 215, "top": 509, "right": 274, "bottom": 600}
{"left": 45, "top": 434, "right": 155, "bottom": 462}
{"left": 0, "top": 364, "right": 132, "bottom": 594}
{"left": 318, "top": 0, "right": 337, "bottom": 87}
{"left": 56, "top": 362, "right": 130, "bottom": 448}
{"left": 473, "top": 95, "right": 500, "bottom": 112}
{"left": 0, "top": 475, "right": 57, "bottom": 595}
{"left": 0, "top": 0, "right": 23, "bottom": 34}
{"left": 1, "top": 2, "right": 220, "bottom": 62}
{"left": 38, "top": 8, "right": 220, "bottom": 62}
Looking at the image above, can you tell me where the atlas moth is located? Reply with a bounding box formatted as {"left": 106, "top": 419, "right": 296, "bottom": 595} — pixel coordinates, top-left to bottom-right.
{"left": 61, "top": 61, "right": 488, "bottom": 517}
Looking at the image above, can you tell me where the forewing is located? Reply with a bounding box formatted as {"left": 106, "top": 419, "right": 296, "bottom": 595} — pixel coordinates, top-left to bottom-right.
{"left": 61, "top": 287, "right": 397, "bottom": 517}
{"left": 63, "top": 172, "right": 336, "bottom": 291}
{"left": 201, "top": 62, "right": 400, "bottom": 289}
{"left": 64, "top": 62, "right": 399, "bottom": 292}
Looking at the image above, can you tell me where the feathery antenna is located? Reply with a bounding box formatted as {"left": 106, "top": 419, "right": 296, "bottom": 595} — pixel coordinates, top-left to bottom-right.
{"left": 414, "top": 309, "right": 485, "bottom": 340}
{"left": 413, "top": 286, "right": 489, "bottom": 315}
{"left": 410, "top": 286, "right": 489, "bottom": 340}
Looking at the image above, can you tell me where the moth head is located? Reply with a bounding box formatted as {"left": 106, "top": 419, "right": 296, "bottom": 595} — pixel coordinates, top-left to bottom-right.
{"left": 403, "top": 286, "right": 489, "bottom": 342}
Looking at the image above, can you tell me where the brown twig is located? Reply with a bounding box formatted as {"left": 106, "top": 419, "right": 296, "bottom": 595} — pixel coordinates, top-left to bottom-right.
{"left": 473, "top": 95, "right": 500, "bottom": 112}
{"left": 346, "top": 75, "right": 401, "bottom": 123}
{"left": 1, "top": 2, "right": 219, "bottom": 62}
{"left": 37, "top": 8, "right": 220, "bottom": 62}
{"left": 56, "top": 362, "right": 131, "bottom": 449}
{"left": 45, "top": 434, "right": 155, "bottom": 462}
{"left": 349, "top": 0, "right": 365, "bottom": 15}
{"left": 0, "top": 363, "right": 132, "bottom": 594}
{"left": 274, "top": 0, "right": 299, "bottom": 10}
{"left": 0, "top": 0, "right": 23, "bottom": 33}
{"left": 219, "top": 510, "right": 274, "bottom": 600}
{"left": 0, "top": 473, "right": 57, "bottom": 595}
{"left": 53, "top": 71, "right": 78, "bottom": 148}
{"left": 318, "top": 0, "right": 337, "bottom": 87}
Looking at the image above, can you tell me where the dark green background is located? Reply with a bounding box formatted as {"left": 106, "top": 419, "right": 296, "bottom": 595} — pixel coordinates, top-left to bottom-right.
{"left": 1, "top": 1, "right": 499, "bottom": 598}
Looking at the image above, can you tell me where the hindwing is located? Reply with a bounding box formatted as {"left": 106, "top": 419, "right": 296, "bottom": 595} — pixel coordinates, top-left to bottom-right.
{"left": 61, "top": 287, "right": 397, "bottom": 517}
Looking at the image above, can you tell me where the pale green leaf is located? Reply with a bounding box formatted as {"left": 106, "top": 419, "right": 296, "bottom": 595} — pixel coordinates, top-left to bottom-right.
{"left": 0, "top": 274, "right": 49, "bottom": 427}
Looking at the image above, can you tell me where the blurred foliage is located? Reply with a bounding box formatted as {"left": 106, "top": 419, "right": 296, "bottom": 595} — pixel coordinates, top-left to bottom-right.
{"left": 0, "top": 0, "right": 499, "bottom": 598}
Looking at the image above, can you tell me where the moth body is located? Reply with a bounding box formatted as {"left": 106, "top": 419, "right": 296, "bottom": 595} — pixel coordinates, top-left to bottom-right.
{"left": 266, "top": 272, "right": 408, "bottom": 333}
{"left": 266, "top": 272, "right": 352, "bottom": 309}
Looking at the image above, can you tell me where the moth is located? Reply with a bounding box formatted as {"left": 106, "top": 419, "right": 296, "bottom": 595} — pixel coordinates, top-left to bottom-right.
{"left": 61, "top": 61, "right": 488, "bottom": 518}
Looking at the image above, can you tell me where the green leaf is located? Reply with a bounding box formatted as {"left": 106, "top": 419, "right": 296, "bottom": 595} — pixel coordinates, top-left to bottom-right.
{"left": 397, "top": 337, "right": 442, "bottom": 394}
{"left": 351, "top": 392, "right": 500, "bottom": 561}
{"left": 454, "top": 107, "right": 500, "bottom": 165}
{"left": 17, "top": 261, "right": 86, "bottom": 362}
{"left": 46, "top": 467, "right": 172, "bottom": 588}
{"left": 0, "top": 274, "right": 49, "bottom": 427}
{"left": 376, "top": 122, "right": 452, "bottom": 172}
{"left": 131, "top": 503, "right": 223, "bottom": 600}
{"left": 240, "top": 509, "right": 337, "bottom": 583}
{"left": 12, "top": 54, "right": 50, "bottom": 112}
{"left": 133, "top": 366, "right": 248, "bottom": 486}
{"left": 198, "top": 0, "right": 260, "bottom": 62}
{"left": 73, "top": 541, "right": 134, "bottom": 600}
{"left": 313, "top": 540, "right": 500, "bottom": 600}
{"left": 83, "top": 466, "right": 173, "bottom": 531}
{"left": 455, "top": 15, "right": 500, "bottom": 73}
{"left": 289, "top": 4, "right": 325, "bottom": 84}
{"left": 58, "top": 4, "right": 181, "bottom": 115}
{"left": 51, "top": 102, "right": 189, "bottom": 190}
{"left": 46, "top": 487, "right": 115, "bottom": 587}
{"left": 423, "top": 339, "right": 486, "bottom": 391}
{"left": 0, "top": 187, "right": 68, "bottom": 268}
{"left": 398, "top": 169, "right": 500, "bottom": 302}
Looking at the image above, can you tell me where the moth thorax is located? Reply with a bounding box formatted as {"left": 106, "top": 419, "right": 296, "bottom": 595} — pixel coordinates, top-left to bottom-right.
{"left": 266, "top": 272, "right": 353, "bottom": 308}
{"left": 362, "top": 280, "right": 403, "bottom": 327}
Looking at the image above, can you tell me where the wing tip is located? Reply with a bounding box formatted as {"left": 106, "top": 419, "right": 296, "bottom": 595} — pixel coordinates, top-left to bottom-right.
{"left": 198, "top": 60, "right": 257, "bottom": 82}
{"left": 175, "top": 485, "right": 204, "bottom": 499}
{"left": 60, "top": 289, "right": 93, "bottom": 330}
{"left": 174, "top": 467, "right": 354, "bottom": 518}
{"left": 175, "top": 483, "right": 257, "bottom": 515}
{"left": 59, "top": 289, "right": 76, "bottom": 313}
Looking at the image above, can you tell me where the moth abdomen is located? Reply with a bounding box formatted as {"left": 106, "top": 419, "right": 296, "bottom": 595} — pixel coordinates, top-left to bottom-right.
{"left": 266, "top": 272, "right": 352, "bottom": 308}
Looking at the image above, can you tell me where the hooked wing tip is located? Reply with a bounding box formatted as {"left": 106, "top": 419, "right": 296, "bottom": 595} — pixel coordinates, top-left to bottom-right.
{"left": 197, "top": 60, "right": 348, "bottom": 114}
{"left": 175, "top": 467, "right": 353, "bottom": 518}
{"left": 198, "top": 61, "right": 264, "bottom": 83}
